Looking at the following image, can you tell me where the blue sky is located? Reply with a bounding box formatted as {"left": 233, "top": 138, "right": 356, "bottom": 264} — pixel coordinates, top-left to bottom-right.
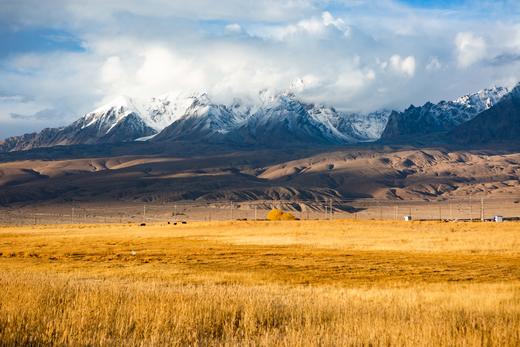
{"left": 0, "top": 0, "right": 519, "bottom": 137}
{"left": 399, "top": 0, "right": 465, "bottom": 7}
{"left": 0, "top": 26, "right": 84, "bottom": 58}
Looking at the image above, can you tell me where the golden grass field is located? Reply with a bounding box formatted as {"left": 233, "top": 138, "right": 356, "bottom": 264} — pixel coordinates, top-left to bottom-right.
{"left": 1, "top": 220, "right": 519, "bottom": 346}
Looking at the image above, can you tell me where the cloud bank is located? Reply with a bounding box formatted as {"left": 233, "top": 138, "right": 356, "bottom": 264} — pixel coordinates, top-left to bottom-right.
{"left": 0, "top": 0, "right": 520, "bottom": 137}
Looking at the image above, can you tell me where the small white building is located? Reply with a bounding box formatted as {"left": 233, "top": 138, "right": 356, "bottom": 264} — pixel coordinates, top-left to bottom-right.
{"left": 494, "top": 216, "right": 504, "bottom": 223}
{"left": 404, "top": 215, "right": 413, "bottom": 221}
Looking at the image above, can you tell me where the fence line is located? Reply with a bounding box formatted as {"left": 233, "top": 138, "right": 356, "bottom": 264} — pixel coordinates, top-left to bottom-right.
{"left": 0, "top": 196, "right": 519, "bottom": 225}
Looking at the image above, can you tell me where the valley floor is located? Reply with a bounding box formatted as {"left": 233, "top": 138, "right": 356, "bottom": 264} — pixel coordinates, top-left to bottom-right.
{"left": 0, "top": 220, "right": 519, "bottom": 346}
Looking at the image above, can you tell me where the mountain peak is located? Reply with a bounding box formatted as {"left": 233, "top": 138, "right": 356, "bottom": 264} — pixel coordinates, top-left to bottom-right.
{"left": 1, "top": 83, "right": 514, "bottom": 153}
{"left": 380, "top": 84, "right": 510, "bottom": 142}
{"left": 507, "top": 82, "right": 520, "bottom": 97}
{"left": 189, "top": 92, "right": 211, "bottom": 106}
{"left": 92, "top": 95, "right": 137, "bottom": 114}
{"left": 450, "top": 84, "right": 520, "bottom": 144}
{"left": 453, "top": 85, "right": 509, "bottom": 111}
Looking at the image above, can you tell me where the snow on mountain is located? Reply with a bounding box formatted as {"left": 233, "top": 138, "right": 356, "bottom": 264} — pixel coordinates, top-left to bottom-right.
{"left": 380, "top": 86, "right": 510, "bottom": 141}
{"left": 227, "top": 92, "right": 362, "bottom": 145}
{"left": 335, "top": 111, "right": 391, "bottom": 142}
{"left": 454, "top": 86, "right": 509, "bottom": 113}
{"left": 231, "top": 87, "right": 390, "bottom": 145}
{"left": 76, "top": 95, "right": 142, "bottom": 135}
{"left": 153, "top": 93, "right": 248, "bottom": 141}
{"left": 84, "top": 92, "right": 222, "bottom": 134}
{"left": 450, "top": 84, "right": 520, "bottom": 144}
{"left": 138, "top": 92, "right": 211, "bottom": 131}
{"left": 153, "top": 90, "right": 370, "bottom": 145}
{"left": 0, "top": 96, "right": 157, "bottom": 152}
{"left": 1, "top": 84, "right": 512, "bottom": 153}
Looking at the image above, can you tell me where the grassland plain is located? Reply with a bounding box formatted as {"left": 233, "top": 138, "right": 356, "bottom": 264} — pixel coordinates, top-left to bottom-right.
{"left": 0, "top": 220, "right": 519, "bottom": 346}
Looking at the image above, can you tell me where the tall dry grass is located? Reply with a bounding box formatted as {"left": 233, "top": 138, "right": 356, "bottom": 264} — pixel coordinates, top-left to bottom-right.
{"left": 1, "top": 220, "right": 519, "bottom": 346}
{"left": 1, "top": 272, "right": 519, "bottom": 346}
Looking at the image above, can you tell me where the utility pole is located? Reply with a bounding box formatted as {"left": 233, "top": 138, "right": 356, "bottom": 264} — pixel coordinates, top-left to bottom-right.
{"left": 71, "top": 207, "right": 74, "bottom": 224}
{"left": 254, "top": 205, "right": 257, "bottom": 221}
{"left": 324, "top": 204, "right": 327, "bottom": 220}
{"left": 230, "top": 202, "right": 234, "bottom": 220}
{"left": 329, "top": 199, "right": 333, "bottom": 220}
{"left": 143, "top": 204, "right": 146, "bottom": 223}
{"left": 449, "top": 201, "right": 453, "bottom": 221}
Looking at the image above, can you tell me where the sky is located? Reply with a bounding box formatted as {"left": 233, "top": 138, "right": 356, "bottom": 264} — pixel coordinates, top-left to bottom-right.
{"left": 1, "top": 0, "right": 520, "bottom": 138}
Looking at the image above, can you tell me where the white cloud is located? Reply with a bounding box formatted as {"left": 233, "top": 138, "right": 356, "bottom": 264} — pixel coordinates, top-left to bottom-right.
{"left": 135, "top": 48, "right": 206, "bottom": 96}
{"left": 101, "top": 56, "right": 126, "bottom": 85}
{"left": 455, "top": 32, "right": 487, "bottom": 68}
{"left": 505, "top": 24, "right": 520, "bottom": 52}
{"left": 389, "top": 55, "right": 416, "bottom": 77}
{"left": 0, "top": 0, "right": 320, "bottom": 26}
{"left": 1, "top": 0, "right": 520, "bottom": 136}
{"left": 260, "top": 11, "right": 350, "bottom": 40}
{"left": 426, "top": 56, "right": 442, "bottom": 71}
{"left": 321, "top": 11, "right": 348, "bottom": 32}
{"left": 225, "top": 23, "right": 242, "bottom": 33}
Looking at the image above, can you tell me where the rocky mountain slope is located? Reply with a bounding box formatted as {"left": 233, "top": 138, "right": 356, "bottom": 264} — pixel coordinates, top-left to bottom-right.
{"left": 380, "top": 86, "right": 509, "bottom": 141}
{"left": 152, "top": 93, "right": 248, "bottom": 142}
{"left": 223, "top": 93, "right": 390, "bottom": 146}
{"left": 0, "top": 84, "right": 516, "bottom": 153}
{"left": 225, "top": 93, "right": 353, "bottom": 145}
{"left": 334, "top": 110, "right": 390, "bottom": 142}
{"left": 0, "top": 91, "right": 391, "bottom": 152}
{"left": 450, "top": 85, "right": 520, "bottom": 144}
{"left": 0, "top": 97, "right": 156, "bottom": 152}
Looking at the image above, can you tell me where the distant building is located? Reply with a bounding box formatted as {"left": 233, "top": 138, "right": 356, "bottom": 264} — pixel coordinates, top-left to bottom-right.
{"left": 494, "top": 216, "right": 504, "bottom": 223}
{"left": 404, "top": 215, "right": 413, "bottom": 221}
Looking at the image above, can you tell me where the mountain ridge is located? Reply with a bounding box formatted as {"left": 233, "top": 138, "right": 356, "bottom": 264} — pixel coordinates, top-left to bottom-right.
{"left": 0, "top": 84, "right": 516, "bottom": 153}
{"left": 0, "top": 91, "right": 390, "bottom": 152}
{"left": 380, "top": 86, "right": 509, "bottom": 142}
{"left": 449, "top": 85, "right": 520, "bottom": 144}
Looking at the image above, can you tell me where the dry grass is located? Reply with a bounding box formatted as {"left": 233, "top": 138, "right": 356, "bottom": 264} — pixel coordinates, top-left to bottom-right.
{"left": 1, "top": 220, "right": 519, "bottom": 346}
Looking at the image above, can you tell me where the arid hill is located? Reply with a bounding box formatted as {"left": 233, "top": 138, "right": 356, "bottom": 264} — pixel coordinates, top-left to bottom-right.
{"left": 0, "top": 141, "right": 518, "bottom": 206}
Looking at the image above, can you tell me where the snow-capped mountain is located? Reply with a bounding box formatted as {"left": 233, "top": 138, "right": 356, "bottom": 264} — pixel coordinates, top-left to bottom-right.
{"left": 0, "top": 92, "right": 216, "bottom": 152}
{"left": 380, "top": 86, "right": 509, "bottom": 141}
{"left": 454, "top": 86, "right": 509, "bottom": 112}
{"left": 152, "top": 90, "right": 387, "bottom": 145}
{"left": 226, "top": 93, "right": 355, "bottom": 145}
{"left": 153, "top": 93, "right": 248, "bottom": 141}
{"left": 332, "top": 110, "right": 391, "bottom": 142}
{"left": 139, "top": 92, "right": 214, "bottom": 131}
{"left": 0, "top": 96, "right": 156, "bottom": 152}
{"left": 450, "top": 84, "right": 520, "bottom": 144}
{"left": 217, "top": 91, "right": 389, "bottom": 146}
{"left": 69, "top": 96, "right": 156, "bottom": 142}
{"left": 0, "top": 84, "right": 514, "bottom": 153}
